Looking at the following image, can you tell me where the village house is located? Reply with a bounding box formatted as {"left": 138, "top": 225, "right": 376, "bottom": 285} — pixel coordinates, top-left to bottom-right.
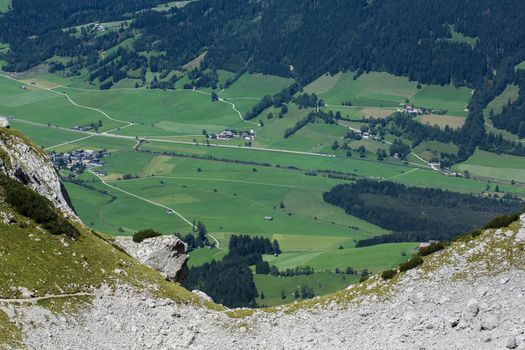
{"left": 51, "top": 149, "right": 110, "bottom": 173}
{"left": 217, "top": 130, "right": 234, "bottom": 140}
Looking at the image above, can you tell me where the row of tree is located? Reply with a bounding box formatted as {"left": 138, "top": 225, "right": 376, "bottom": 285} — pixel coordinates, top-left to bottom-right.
{"left": 323, "top": 180, "right": 523, "bottom": 246}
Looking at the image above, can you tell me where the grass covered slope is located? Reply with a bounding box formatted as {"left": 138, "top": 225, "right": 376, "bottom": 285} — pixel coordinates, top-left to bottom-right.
{"left": 0, "top": 171, "right": 218, "bottom": 349}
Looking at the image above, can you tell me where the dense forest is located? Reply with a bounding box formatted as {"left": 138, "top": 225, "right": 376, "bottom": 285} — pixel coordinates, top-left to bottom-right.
{"left": 2, "top": 0, "right": 525, "bottom": 84}
{"left": 183, "top": 235, "right": 280, "bottom": 308}
{"left": 324, "top": 180, "right": 523, "bottom": 246}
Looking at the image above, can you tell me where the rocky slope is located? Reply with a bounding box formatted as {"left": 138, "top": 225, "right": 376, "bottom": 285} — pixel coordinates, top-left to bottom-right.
{"left": 1, "top": 127, "right": 524, "bottom": 349}
{"left": 3, "top": 214, "right": 524, "bottom": 350}
{"left": 0, "top": 126, "right": 76, "bottom": 219}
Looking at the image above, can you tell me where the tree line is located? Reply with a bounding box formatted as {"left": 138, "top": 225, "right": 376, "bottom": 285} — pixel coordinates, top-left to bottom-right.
{"left": 323, "top": 179, "right": 523, "bottom": 246}
{"left": 183, "top": 235, "right": 280, "bottom": 308}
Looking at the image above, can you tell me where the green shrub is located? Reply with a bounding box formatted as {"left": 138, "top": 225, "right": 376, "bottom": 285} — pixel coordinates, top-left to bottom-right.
{"left": 0, "top": 175, "right": 79, "bottom": 238}
{"left": 399, "top": 255, "right": 423, "bottom": 272}
{"left": 483, "top": 212, "right": 521, "bottom": 229}
{"left": 418, "top": 242, "right": 445, "bottom": 257}
{"left": 470, "top": 229, "right": 482, "bottom": 238}
{"left": 132, "top": 228, "right": 162, "bottom": 243}
{"left": 381, "top": 269, "right": 397, "bottom": 280}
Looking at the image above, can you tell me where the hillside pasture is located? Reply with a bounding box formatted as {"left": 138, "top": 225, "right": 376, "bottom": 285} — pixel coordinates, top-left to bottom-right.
{"left": 254, "top": 272, "right": 356, "bottom": 307}
{"left": 484, "top": 84, "right": 520, "bottom": 117}
{"left": 453, "top": 150, "right": 525, "bottom": 183}
{"left": 263, "top": 243, "right": 416, "bottom": 272}
{"left": 219, "top": 73, "right": 294, "bottom": 99}
{"left": 58, "top": 87, "right": 239, "bottom": 136}
{"left": 305, "top": 71, "right": 471, "bottom": 117}
{"left": 515, "top": 60, "right": 525, "bottom": 71}
{"left": 0, "top": 0, "right": 9, "bottom": 12}
{"left": 417, "top": 114, "right": 465, "bottom": 129}
{"left": 0, "top": 77, "right": 121, "bottom": 131}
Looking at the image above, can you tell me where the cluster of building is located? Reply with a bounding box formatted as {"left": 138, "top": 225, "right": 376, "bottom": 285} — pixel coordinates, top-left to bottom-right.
{"left": 50, "top": 149, "right": 109, "bottom": 174}
{"left": 213, "top": 129, "right": 256, "bottom": 141}
{"left": 352, "top": 129, "right": 380, "bottom": 141}
{"left": 399, "top": 104, "right": 425, "bottom": 115}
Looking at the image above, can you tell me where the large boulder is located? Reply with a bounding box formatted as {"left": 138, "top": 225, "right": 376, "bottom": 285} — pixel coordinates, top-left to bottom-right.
{"left": 115, "top": 236, "right": 189, "bottom": 283}
{"left": 0, "top": 117, "right": 10, "bottom": 128}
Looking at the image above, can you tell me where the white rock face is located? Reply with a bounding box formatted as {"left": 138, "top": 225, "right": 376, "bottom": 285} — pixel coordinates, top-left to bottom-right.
{"left": 0, "top": 117, "right": 10, "bottom": 128}
{"left": 192, "top": 289, "right": 214, "bottom": 303}
{"left": 0, "top": 131, "right": 77, "bottom": 219}
{"left": 10, "top": 218, "right": 525, "bottom": 350}
{"left": 515, "top": 214, "right": 525, "bottom": 242}
{"left": 115, "top": 236, "right": 189, "bottom": 282}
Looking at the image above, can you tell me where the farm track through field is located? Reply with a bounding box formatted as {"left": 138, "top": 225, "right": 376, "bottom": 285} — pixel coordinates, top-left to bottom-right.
{"left": 58, "top": 83, "right": 259, "bottom": 126}
{"left": 1, "top": 74, "right": 133, "bottom": 127}
{"left": 89, "top": 170, "right": 221, "bottom": 248}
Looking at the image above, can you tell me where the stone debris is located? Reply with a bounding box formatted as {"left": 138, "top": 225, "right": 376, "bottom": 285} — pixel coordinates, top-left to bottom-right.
{"left": 1, "top": 211, "right": 14, "bottom": 224}
{"left": 7, "top": 216, "right": 525, "bottom": 350}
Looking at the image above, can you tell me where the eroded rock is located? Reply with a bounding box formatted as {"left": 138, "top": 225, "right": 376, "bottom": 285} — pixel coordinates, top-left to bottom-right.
{"left": 115, "top": 236, "right": 189, "bottom": 283}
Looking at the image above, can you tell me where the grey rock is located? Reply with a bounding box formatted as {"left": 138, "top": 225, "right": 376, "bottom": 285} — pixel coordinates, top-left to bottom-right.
{"left": 0, "top": 117, "right": 10, "bottom": 128}
{"left": 507, "top": 336, "right": 518, "bottom": 349}
{"left": 0, "top": 131, "right": 77, "bottom": 219}
{"left": 192, "top": 290, "right": 213, "bottom": 303}
{"left": 466, "top": 299, "right": 479, "bottom": 317}
{"left": 115, "top": 236, "right": 189, "bottom": 283}
{"left": 481, "top": 314, "right": 499, "bottom": 330}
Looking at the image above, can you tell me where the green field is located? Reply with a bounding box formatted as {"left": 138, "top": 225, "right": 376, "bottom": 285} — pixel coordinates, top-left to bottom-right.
{"left": 219, "top": 73, "right": 294, "bottom": 99}
{"left": 515, "top": 60, "right": 525, "bottom": 71}
{"left": 57, "top": 87, "right": 238, "bottom": 136}
{"left": 0, "top": 76, "right": 122, "bottom": 131}
{"left": 453, "top": 149, "right": 525, "bottom": 183}
{"left": 484, "top": 84, "right": 520, "bottom": 117}
{"left": 0, "top": 0, "right": 9, "bottom": 12}
{"left": 254, "top": 272, "right": 357, "bottom": 307}
{"left": 447, "top": 26, "right": 478, "bottom": 48}
{"left": 263, "top": 242, "right": 417, "bottom": 272}
{"left": 305, "top": 71, "right": 471, "bottom": 117}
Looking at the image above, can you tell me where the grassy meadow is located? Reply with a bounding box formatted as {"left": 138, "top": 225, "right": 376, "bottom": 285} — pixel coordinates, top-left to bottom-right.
{"left": 305, "top": 71, "right": 471, "bottom": 118}
{"left": 453, "top": 149, "right": 525, "bottom": 183}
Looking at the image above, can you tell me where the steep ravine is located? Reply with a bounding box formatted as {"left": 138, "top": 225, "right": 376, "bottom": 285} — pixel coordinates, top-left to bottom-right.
{"left": 1, "top": 126, "right": 524, "bottom": 349}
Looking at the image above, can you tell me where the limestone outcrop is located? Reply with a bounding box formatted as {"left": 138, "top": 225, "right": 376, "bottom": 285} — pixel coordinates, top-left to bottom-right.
{"left": 115, "top": 236, "right": 190, "bottom": 283}
{"left": 0, "top": 129, "right": 77, "bottom": 219}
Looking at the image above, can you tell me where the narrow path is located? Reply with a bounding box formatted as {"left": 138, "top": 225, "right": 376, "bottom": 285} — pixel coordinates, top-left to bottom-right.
{"left": 1, "top": 74, "right": 132, "bottom": 127}
{"left": 0, "top": 292, "right": 95, "bottom": 304}
{"left": 54, "top": 81, "right": 258, "bottom": 126}
{"left": 386, "top": 167, "right": 419, "bottom": 180}
{"left": 89, "top": 171, "right": 220, "bottom": 248}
